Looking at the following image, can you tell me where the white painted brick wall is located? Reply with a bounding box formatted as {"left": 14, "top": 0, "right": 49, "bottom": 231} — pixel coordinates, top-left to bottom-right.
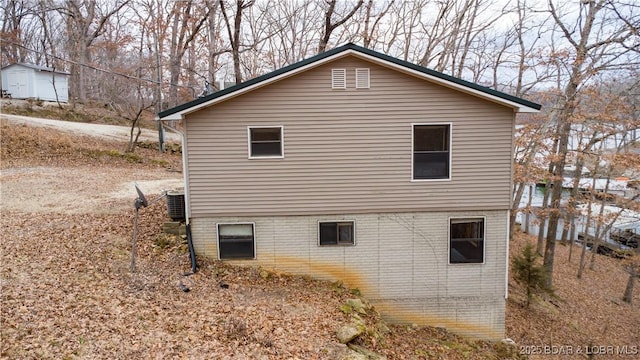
{"left": 189, "top": 210, "right": 508, "bottom": 339}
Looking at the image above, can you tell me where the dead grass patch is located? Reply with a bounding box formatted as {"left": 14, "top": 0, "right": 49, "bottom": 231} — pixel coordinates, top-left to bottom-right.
{"left": 0, "top": 121, "right": 180, "bottom": 170}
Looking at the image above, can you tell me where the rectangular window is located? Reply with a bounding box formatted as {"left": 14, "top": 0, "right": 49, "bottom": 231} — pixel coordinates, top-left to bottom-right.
{"left": 332, "top": 68, "right": 346, "bottom": 89}
{"left": 218, "top": 223, "right": 255, "bottom": 259}
{"left": 319, "top": 221, "right": 355, "bottom": 246}
{"left": 412, "top": 124, "right": 450, "bottom": 180}
{"left": 248, "top": 126, "right": 283, "bottom": 158}
{"left": 450, "top": 218, "right": 484, "bottom": 264}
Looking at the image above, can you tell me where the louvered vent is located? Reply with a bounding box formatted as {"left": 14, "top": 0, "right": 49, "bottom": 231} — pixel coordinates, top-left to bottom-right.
{"left": 356, "top": 68, "right": 370, "bottom": 89}
{"left": 332, "top": 68, "right": 346, "bottom": 89}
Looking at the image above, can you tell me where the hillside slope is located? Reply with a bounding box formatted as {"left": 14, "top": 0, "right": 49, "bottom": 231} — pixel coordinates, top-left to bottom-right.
{"left": 507, "top": 233, "right": 639, "bottom": 359}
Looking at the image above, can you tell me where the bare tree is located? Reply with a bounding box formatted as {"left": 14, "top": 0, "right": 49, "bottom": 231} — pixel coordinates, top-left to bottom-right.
{"left": 262, "top": 0, "right": 322, "bottom": 68}
{"left": 204, "top": 0, "right": 224, "bottom": 89}
{"left": 0, "top": 0, "right": 34, "bottom": 63}
{"left": 317, "top": 0, "right": 364, "bottom": 53}
{"left": 359, "top": 0, "right": 394, "bottom": 49}
{"left": 167, "top": 0, "right": 210, "bottom": 106}
{"left": 34, "top": 1, "right": 66, "bottom": 69}
{"left": 219, "top": 0, "right": 254, "bottom": 84}
{"left": 57, "top": 0, "right": 129, "bottom": 102}
{"left": 541, "top": 0, "right": 639, "bottom": 288}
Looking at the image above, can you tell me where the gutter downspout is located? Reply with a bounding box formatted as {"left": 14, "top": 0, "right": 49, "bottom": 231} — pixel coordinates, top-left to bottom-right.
{"left": 160, "top": 120, "right": 196, "bottom": 274}
{"left": 505, "top": 210, "right": 510, "bottom": 300}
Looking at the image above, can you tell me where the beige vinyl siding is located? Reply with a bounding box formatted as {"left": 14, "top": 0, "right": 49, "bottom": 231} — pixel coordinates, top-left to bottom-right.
{"left": 189, "top": 209, "right": 508, "bottom": 339}
{"left": 185, "top": 55, "right": 514, "bottom": 217}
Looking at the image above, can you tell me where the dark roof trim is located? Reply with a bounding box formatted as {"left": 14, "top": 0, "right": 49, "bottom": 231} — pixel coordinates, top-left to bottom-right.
{"left": 158, "top": 43, "right": 541, "bottom": 119}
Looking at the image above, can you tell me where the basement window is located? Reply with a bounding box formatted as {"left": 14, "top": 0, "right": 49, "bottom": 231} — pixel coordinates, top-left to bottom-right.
{"left": 332, "top": 68, "right": 346, "bottom": 89}
{"left": 217, "top": 223, "right": 255, "bottom": 260}
{"left": 248, "top": 126, "right": 283, "bottom": 158}
{"left": 319, "top": 221, "right": 355, "bottom": 246}
{"left": 449, "top": 218, "right": 484, "bottom": 264}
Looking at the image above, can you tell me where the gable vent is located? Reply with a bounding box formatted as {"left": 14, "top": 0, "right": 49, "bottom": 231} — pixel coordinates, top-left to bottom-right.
{"left": 356, "top": 68, "right": 370, "bottom": 89}
{"left": 332, "top": 68, "right": 346, "bottom": 89}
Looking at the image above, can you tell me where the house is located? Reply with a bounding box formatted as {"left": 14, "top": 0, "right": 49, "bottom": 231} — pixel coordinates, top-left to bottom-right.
{"left": 1, "top": 63, "right": 70, "bottom": 103}
{"left": 157, "top": 43, "right": 541, "bottom": 339}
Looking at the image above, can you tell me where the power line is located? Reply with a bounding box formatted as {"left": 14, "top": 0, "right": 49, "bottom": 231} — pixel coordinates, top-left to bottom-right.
{"left": 0, "top": 39, "right": 194, "bottom": 90}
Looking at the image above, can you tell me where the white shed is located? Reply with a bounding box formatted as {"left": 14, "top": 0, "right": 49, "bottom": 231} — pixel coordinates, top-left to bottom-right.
{"left": 1, "top": 63, "right": 70, "bottom": 103}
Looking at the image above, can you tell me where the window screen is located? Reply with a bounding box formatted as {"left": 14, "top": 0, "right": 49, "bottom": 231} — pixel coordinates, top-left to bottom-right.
{"left": 413, "top": 124, "right": 450, "bottom": 179}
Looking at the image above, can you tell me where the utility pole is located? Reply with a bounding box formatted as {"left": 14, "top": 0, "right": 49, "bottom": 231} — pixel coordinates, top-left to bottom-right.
{"left": 155, "top": 2, "right": 164, "bottom": 153}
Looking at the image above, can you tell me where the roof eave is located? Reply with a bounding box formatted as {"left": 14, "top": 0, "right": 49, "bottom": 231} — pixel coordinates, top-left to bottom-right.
{"left": 347, "top": 51, "right": 541, "bottom": 113}
{"left": 1, "top": 63, "right": 71, "bottom": 75}
{"left": 516, "top": 106, "right": 540, "bottom": 113}
{"left": 158, "top": 49, "right": 354, "bottom": 120}
{"left": 157, "top": 44, "right": 541, "bottom": 119}
{"left": 158, "top": 113, "right": 184, "bottom": 121}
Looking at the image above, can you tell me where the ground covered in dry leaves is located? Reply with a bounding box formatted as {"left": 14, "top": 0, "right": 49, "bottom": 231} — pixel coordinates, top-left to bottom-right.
{"left": 1, "top": 115, "right": 638, "bottom": 359}
{"left": 507, "top": 233, "right": 639, "bottom": 359}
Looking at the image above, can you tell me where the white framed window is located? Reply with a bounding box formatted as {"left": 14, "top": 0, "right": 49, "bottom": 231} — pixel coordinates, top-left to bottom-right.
{"left": 318, "top": 221, "right": 355, "bottom": 246}
{"left": 412, "top": 123, "right": 451, "bottom": 180}
{"left": 332, "top": 68, "right": 346, "bottom": 89}
{"left": 355, "top": 68, "right": 370, "bottom": 89}
{"left": 217, "top": 223, "right": 256, "bottom": 260}
{"left": 248, "top": 126, "right": 284, "bottom": 158}
{"left": 449, "top": 217, "right": 485, "bottom": 264}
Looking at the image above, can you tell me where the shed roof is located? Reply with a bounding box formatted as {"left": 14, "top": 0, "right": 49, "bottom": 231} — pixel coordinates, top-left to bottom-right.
{"left": 158, "top": 43, "right": 541, "bottom": 120}
{"left": 1, "top": 63, "right": 70, "bottom": 75}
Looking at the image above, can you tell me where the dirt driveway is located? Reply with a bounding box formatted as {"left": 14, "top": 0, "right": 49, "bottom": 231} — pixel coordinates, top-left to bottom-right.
{"left": 0, "top": 166, "right": 183, "bottom": 214}
{"left": 0, "top": 115, "right": 183, "bottom": 214}
{"left": 0, "top": 113, "right": 180, "bottom": 143}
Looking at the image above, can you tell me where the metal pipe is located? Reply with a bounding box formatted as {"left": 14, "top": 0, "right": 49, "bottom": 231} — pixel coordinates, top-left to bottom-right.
{"left": 186, "top": 223, "right": 197, "bottom": 274}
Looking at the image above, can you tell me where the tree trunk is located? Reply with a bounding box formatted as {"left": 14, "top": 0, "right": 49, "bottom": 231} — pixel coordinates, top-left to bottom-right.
{"left": 232, "top": 0, "right": 243, "bottom": 84}
{"left": 525, "top": 184, "right": 533, "bottom": 233}
{"left": 577, "top": 196, "right": 596, "bottom": 279}
{"left": 537, "top": 179, "right": 552, "bottom": 255}
{"left": 567, "top": 155, "right": 585, "bottom": 262}
{"left": 622, "top": 266, "right": 636, "bottom": 304}
{"left": 318, "top": 0, "right": 363, "bottom": 53}
{"left": 510, "top": 182, "right": 527, "bottom": 238}
{"left": 543, "top": 0, "right": 605, "bottom": 289}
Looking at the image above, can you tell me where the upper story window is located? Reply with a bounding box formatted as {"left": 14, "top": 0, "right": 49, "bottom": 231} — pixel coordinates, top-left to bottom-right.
{"left": 412, "top": 124, "right": 451, "bottom": 180}
{"left": 248, "top": 126, "right": 283, "bottom": 158}
{"left": 449, "top": 218, "right": 485, "bottom": 264}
